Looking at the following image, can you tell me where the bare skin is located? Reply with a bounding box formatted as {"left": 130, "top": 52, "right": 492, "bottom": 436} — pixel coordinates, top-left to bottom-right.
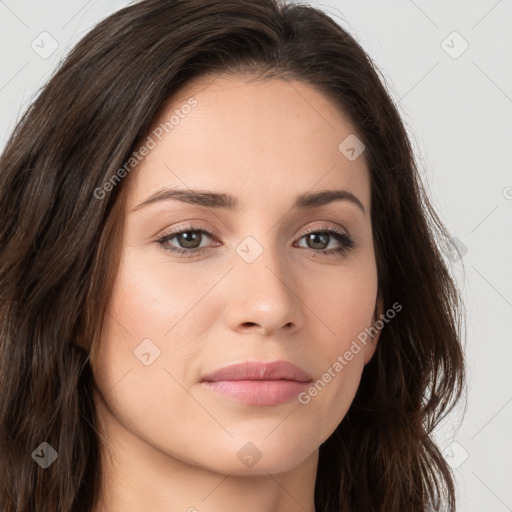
{"left": 90, "top": 73, "right": 382, "bottom": 512}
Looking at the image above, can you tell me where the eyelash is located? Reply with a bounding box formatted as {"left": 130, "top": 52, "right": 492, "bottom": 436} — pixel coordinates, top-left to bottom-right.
{"left": 155, "top": 223, "right": 356, "bottom": 259}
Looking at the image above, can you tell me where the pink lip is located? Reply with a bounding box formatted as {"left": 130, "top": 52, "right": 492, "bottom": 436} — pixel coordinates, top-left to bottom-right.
{"left": 201, "top": 360, "right": 312, "bottom": 406}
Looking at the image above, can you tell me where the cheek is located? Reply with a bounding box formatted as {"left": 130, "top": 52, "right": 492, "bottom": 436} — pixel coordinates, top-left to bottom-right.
{"left": 290, "top": 258, "right": 378, "bottom": 435}
{"left": 91, "top": 250, "right": 209, "bottom": 454}
{"left": 305, "top": 259, "right": 378, "bottom": 355}
{"left": 92, "top": 245, "right": 231, "bottom": 410}
{"left": 104, "top": 247, "right": 220, "bottom": 346}
{"left": 91, "top": 249, "right": 194, "bottom": 393}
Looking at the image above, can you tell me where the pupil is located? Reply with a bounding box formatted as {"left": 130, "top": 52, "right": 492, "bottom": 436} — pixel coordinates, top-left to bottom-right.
{"left": 179, "top": 232, "right": 200, "bottom": 248}
{"left": 309, "top": 233, "right": 328, "bottom": 249}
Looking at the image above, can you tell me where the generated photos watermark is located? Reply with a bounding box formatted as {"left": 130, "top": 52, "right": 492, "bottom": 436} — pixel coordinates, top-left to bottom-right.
{"left": 93, "top": 97, "right": 198, "bottom": 200}
{"left": 297, "top": 301, "right": 402, "bottom": 405}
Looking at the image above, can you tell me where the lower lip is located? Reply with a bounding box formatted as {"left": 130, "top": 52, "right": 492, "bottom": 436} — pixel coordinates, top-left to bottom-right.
{"left": 202, "top": 379, "right": 310, "bottom": 406}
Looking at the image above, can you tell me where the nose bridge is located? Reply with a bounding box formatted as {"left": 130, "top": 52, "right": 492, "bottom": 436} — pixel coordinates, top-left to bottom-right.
{"left": 234, "top": 230, "right": 292, "bottom": 295}
{"left": 230, "top": 203, "right": 281, "bottom": 265}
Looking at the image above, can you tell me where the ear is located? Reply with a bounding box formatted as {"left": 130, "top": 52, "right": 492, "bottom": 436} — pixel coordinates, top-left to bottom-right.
{"left": 363, "top": 293, "right": 384, "bottom": 365}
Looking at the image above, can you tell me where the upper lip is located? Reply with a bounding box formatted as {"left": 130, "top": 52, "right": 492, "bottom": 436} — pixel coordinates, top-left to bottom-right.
{"left": 201, "top": 360, "right": 312, "bottom": 383}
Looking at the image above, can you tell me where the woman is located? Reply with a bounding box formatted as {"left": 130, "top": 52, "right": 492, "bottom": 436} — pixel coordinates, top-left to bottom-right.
{"left": 0, "top": 0, "right": 466, "bottom": 511}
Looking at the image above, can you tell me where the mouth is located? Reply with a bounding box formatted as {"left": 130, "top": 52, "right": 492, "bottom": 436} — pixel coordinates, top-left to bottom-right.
{"left": 201, "top": 360, "right": 312, "bottom": 406}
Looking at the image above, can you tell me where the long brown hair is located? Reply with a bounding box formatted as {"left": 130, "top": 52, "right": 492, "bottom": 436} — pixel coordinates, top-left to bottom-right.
{"left": 0, "top": 0, "right": 465, "bottom": 510}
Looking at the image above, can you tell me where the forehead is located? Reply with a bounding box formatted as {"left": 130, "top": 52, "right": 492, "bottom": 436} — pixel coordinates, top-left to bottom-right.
{"left": 125, "top": 74, "right": 370, "bottom": 212}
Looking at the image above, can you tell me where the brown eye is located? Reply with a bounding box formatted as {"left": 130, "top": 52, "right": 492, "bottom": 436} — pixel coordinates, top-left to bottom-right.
{"left": 156, "top": 225, "right": 216, "bottom": 257}
{"left": 295, "top": 227, "right": 356, "bottom": 257}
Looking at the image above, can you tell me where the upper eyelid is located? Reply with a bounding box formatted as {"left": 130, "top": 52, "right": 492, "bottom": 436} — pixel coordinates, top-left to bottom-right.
{"left": 158, "top": 223, "right": 348, "bottom": 240}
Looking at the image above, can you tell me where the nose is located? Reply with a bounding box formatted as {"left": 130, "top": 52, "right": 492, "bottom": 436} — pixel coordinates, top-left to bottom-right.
{"left": 223, "top": 236, "right": 303, "bottom": 336}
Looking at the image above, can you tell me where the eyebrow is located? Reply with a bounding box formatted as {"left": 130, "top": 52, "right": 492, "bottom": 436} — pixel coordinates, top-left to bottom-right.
{"left": 131, "top": 188, "right": 366, "bottom": 214}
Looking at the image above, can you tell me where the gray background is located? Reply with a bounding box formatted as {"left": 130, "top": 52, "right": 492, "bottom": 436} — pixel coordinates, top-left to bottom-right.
{"left": 1, "top": 1, "right": 511, "bottom": 510}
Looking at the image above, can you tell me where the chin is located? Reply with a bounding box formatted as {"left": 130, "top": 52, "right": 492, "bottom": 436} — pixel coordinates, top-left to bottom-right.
{"left": 198, "top": 435, "right": 318, "bottom": 476}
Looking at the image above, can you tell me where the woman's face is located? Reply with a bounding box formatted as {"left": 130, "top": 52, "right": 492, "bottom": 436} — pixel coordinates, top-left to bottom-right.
{"left": 92, "top": 74, "right": 381, "bottom": 476}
